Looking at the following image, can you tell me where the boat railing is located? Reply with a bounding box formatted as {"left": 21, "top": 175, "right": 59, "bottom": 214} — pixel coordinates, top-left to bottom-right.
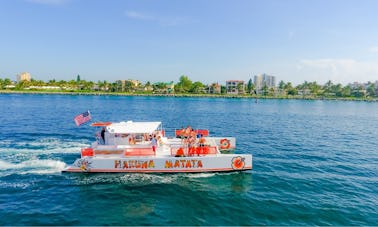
{"left": 124, "top": 147, "right": 155, "bottom": 157}
{"left": 174, "top": 128, "right": 209, "bottom": 138}
{"left": 93, "top": 149, "right": 124, "bottom": 156}
{"left": 171, "top": 146, "right": 218, "bottom": 157}
{"left": 82, "top": 144, "right": 156, "bottom": 157}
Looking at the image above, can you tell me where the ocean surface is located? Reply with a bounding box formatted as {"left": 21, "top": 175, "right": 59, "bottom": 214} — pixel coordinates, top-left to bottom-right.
{"left": 0, "top": 94, "right": 377, "bottom": 226}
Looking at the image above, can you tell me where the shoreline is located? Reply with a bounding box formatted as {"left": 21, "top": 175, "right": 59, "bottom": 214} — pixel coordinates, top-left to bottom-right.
{"left": 0, "top": 90, "right": 377, "bottom": 102}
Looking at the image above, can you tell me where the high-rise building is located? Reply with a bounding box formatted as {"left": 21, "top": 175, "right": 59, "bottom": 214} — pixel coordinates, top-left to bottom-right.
{"left": 17, "top": 72, "right": 31, "bottom": 82}
{"left": 254, "top": 74, "right": 276, "bottom": 90}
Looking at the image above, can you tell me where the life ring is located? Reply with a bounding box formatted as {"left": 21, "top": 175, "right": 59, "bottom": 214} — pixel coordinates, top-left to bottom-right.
{"left": 175, "top": 147, "right": 184, "bottom": 157}
{"left": 231, "top": 156, "right": 245, "bottom": 170}
{"left": 220, "top": 138, "right": 230, "bottom": 150}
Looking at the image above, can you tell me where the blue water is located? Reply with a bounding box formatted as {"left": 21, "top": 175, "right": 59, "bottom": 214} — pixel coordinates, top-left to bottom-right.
{"left": 0, "top": 94, "right": 377, "bottom": 226}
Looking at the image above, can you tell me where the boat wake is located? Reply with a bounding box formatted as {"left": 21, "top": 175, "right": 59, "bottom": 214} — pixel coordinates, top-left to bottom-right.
{"left": 0, "top": 159, "right": 66, "bottom": 176}
{"left": 0, "top": 137, "right": 87, "bottom": 154}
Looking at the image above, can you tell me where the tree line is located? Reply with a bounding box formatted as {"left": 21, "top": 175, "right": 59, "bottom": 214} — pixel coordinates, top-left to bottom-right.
{"left": 0, "top": 75, "right": 377, "bottom": 99}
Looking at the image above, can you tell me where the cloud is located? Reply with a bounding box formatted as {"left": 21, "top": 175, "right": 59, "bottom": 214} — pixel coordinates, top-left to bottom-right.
{"left": 124, "top": 10, "right": 192, "bottom": 27}
{"left": 26, "top": 0, "right": 68, "bottom": 5}
{"left": 297, "top": 58, "right": 378, "bottom": 85}
{"left": 125, "top": 11, "right": 154, "bottom": 21}
{"left": 369, "top": 46, "right": 378, "bottom": 53}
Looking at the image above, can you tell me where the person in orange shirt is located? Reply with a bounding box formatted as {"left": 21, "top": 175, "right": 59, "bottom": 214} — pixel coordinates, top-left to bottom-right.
{"left": 198, "top": 134, "right": 206, "bottom": 147}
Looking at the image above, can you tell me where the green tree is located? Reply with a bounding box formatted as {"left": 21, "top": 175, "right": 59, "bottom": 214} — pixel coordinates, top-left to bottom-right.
{"left": 269, "top": 87, "right": 275, "bottom": 96}
{"left": 15, "top": 80, "right": 31, "bottom": 90}
{"left": 190, "top": 81, "right": 205, "bottom": 93}
{"left": 323, "top": 80, "right": 334, "bottom": 95}
{"left": 237, "top": 83, "right": 245, "bottom": 94}
{"left": 351, "top": 85, "right": 365, "bottom": 98}
{"left": 152, "top": 82, "right": 167, "bottom": 93}
{"left": 175, "top": 75, "right": 192, "bottom": 93}
{"left": 67, "top": 80, "right": 78, "bottom": 91}
{"left": 48, "top": 79, "right": 57, "bottom": 86}
{"left": 284, "top": 82, "right": 297, "bottom": 95}
{"left": 2, "top": 78, "right": 12, "bottom": 89}
{"left": 247, "top": 79, "right": 254, "bottom": 94}
{"left": 124, "top": 80, "right": 133, "bottom": 92}
{"left": 57, "top": 80, "right": 66, "bottom": 88}
{"left": 341, "top": 85, "right": 351, "bottom": 97}
{"left": 366, "top": 83, "right": 376, "bottom": 97}
{"left": 30, "top": 78, "right": 46, "bottom": 86}
{"left": 78, "top": 80, "right": 94, "bottom": 91}
{"left": 278, "top": 80, "right": 285, "bottom": 89}
{"left": 308, "top": 81, "right": 321, "bottom": 96}
{"left": 97, "top": 80, "right": 109, "bottom": 92}
{"left": 262, "top": 84, "right": 268, "bottom": 96}
{"left": 220, "top": 85, "right": 226, "bottom": 94}
{"left": 332, "top": 84, "right": 343, "bottom": 97}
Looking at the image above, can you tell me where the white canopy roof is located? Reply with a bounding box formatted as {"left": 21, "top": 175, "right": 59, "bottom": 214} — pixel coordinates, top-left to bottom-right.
{"left": 106, "top": 121, "right": 161, "bottom": 134}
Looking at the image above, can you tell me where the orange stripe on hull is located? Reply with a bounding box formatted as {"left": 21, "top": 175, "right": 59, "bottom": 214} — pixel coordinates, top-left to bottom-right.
{"left": 64, "top": 166, "right": 252, "bottom": 173}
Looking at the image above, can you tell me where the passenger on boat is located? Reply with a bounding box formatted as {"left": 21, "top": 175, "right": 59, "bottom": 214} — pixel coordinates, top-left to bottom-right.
{"left": 151, "top": 135, "right": 158, "bottom": 153}
{"left": 184, "top": 125, "right": 191, "bottom": 137}
{"left": 144, "top": 133, "right": 149, "bottom": 141}
{"left": 101, "top": 127, "right": 106, "bottom": 144}
{"left": 157, "top": 135, "right": 163, "bottom": 145}
{"left": 188, "top": 135, "right": 196, "bottom": 147}
{"left": 128, "top": 135, "right": 136, "bottom": 145}
{"left": 190, "top": 129, "right": 197, "bottom": 138}
{"left": 198, "top": 134, "right": 206, "bottom": 147}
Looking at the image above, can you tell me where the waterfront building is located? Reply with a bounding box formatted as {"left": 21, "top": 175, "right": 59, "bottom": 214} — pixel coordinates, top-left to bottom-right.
{"left": 151, "top": 81, "right": 175, "bottom": 94}
{"left": 116, "top": 79, "right": 141, "bottom": 92}
{"left": 165, "top": 82, "right": 175, "bottom": 92}
{"left": 349, "top": 82, "right": 362, "bottom": 89}
{"left": 17, "top": 72, "right": 31, "bottom": 82}
{"left": 254, "top": 74, "right": 276, "bottom": 93}
{"left": 226, "top": 80, "right": 245, "bottom": 94}
{"left": 207, "top": 83, "right": 221, "bottom": 94}
{"left": 28, "top": 86, "right": 61, "bottom": 90}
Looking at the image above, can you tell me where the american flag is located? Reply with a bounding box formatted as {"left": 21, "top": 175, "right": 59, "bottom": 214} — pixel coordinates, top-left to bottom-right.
{"left": 74, "top": 110, "right": 91, "bottom": 126}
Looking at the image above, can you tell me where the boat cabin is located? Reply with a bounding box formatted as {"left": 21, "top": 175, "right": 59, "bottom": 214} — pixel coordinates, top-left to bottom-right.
{"left": 93, "top": 121, "right": 165, "bottom": 146}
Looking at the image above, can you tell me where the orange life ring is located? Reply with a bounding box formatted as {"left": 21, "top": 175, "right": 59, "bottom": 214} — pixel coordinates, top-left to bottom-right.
{"left": 231, "top": 156, "right": 245, "bottom": 170}
{"left": 220, "top": 138, "right": 230, "bottom": 150}
{"left": 176, "top": 147, "right": 184, "bottom": 157}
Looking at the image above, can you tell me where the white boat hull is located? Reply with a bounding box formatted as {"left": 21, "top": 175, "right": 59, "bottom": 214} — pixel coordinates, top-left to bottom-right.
{"left": 63, "top": 154, "right": 252, "bottom": 173}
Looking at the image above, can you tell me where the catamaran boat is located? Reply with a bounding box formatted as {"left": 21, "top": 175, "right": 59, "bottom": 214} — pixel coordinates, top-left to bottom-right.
{"left": 63, "top": 121, "right": 252, "bottom": 173}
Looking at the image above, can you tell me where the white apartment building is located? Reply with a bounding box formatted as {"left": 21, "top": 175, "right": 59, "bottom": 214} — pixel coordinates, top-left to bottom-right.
{"left": 226, "top": 80, "right": 245, "bottom": 94}
{"left": 17, "top": 72, "right": 31, "bottom": 82}
{"left": 254, "top": 74, "right": 276, "bottom": 91}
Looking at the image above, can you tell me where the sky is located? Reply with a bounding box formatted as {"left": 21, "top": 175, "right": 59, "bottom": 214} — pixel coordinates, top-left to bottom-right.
{"left": 1, "top": 0, "right": 378, "bottom": 85}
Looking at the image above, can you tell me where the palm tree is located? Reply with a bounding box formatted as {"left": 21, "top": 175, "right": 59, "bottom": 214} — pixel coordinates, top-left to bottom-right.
{"left": 366, "top": 82, "right": 376, "bottom": 97}
{"left": 308, "top": 81, "right": 321, "bottom": 96}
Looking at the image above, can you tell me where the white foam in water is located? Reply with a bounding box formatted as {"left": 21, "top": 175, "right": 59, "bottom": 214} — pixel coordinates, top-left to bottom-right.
{"left": 0, "top": 181, "right": 30, "bottom": 189}
{"left": 0, "top": 137, "right": 87, "bottom": 154}
{"left": 22, "top": 159, "right": 66, "bottom": 169}
{"left": 0, "top": 140, "right": 12, "bottom": 146}
{"left": 0, "top": 158, "right": 66, "bottom": 175}
{"left": 0, "top": 159, "right": 18, "bottom": 170}
{"left": 73, "top": 173, "right": 180, "bottom": 186}
{"left": 186, "top": 173, "right": 216, "bottom": 178}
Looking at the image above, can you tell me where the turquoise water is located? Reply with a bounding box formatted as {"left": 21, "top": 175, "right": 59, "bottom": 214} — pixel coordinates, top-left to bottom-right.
{"left": 0, "top": 94, "right": 377, "bottom": 225}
